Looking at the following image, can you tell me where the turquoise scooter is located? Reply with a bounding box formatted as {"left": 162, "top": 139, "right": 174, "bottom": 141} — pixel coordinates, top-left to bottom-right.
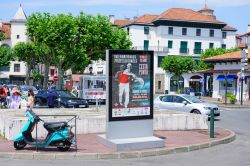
{"left": 13, "top": 109, "right": 75, "bottom": 151}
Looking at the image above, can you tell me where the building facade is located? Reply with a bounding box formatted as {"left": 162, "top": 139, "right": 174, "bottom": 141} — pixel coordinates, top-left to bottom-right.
{"left": 0, "top": 5, "right": 28, "bottom": 85}
{"left": 110, "top": 6, "right": 237, "bottom": 94}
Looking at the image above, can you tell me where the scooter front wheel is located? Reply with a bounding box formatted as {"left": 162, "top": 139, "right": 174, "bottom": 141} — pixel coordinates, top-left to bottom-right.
{"left": 14, "top": 141, "right": 27, "bottom": 150}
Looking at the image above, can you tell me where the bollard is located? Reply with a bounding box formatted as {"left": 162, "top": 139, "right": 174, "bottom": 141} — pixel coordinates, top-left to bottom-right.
{"left": 210, "top": 109, "right": 214, "bottom": 138}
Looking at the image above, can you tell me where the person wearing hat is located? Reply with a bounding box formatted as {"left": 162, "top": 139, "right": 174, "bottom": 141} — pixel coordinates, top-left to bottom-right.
{"left": 9, "top": 87, "right": 22, "bottom": 109}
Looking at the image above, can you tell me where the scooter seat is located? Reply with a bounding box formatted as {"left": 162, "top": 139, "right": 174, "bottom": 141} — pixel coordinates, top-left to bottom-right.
{"left": 44, "top": 122, "right": 68, "bottom": 133}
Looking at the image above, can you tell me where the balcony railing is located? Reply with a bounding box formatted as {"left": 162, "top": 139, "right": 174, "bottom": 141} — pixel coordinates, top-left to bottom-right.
{"left": 193, "top": 49, "right": 203, "bottom": 55}
{"left": 179, "top": 48, "right": 189, "bottom": 54}
{"left": 132, "top": 46, "right": 169, "bottom": 53}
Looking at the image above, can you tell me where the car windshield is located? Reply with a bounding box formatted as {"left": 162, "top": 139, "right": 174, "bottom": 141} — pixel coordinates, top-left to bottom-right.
{"left": 183, "top": 95, "right": 202, "bottom": 103}
{"left": 56, "top": 91, "right": 75, "bottom": 98}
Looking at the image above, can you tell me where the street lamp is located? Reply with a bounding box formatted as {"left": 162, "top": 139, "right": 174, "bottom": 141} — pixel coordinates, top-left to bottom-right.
{"left": 223, "top": 71, "right": 229, "bottom": 104}
{"left": 240, "top": 48, "right": 248, "bottom": 105}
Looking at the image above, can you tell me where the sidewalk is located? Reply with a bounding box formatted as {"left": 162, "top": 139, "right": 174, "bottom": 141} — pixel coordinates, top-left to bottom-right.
{"left": 0, "top": 128, "right": 235, "bottom": 160}
{"left": 200, "top": 96, "right": 250, "bottom": 109}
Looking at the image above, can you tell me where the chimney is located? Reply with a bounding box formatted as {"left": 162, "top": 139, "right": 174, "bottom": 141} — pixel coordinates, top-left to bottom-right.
{"left": 248, "top": 25, "right": 250, "bottom": 33}
{"left": 109, "top": 15, "right": 115, "bottom": 24}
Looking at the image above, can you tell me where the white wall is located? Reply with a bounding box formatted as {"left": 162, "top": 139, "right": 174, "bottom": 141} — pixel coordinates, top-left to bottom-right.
{"left": 8, "top": 61, "right": 26, "bottom": 76}
{"left": 222, "top": 31, "right": 236, "bottom": 49}
{"left": 11, "top": 22, "right": 29, "bottom": 46}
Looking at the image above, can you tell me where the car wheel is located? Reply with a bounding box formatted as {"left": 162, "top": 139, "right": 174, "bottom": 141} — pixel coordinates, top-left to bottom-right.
{"left": 192, "top": 109, "right": 201, "bottom": 114}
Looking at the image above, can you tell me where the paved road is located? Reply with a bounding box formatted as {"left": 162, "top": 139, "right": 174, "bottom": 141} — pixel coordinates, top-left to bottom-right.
{"left": 1, "top": 109, "right": 250, "bottom": 166}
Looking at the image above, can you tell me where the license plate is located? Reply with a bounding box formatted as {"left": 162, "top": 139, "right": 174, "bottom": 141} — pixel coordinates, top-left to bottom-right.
{"left": 79, "top": 105, "right": 86, "bottom": 108}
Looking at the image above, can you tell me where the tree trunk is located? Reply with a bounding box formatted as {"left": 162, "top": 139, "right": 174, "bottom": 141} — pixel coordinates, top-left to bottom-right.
{"left": 43, "top": 63, "right": 50, "bottom": 89}
{"left": 56, "top": 60, "right": 63, "bottom": 90}
{"left": 25, "top": 64, "right": 30, "bottom": 86}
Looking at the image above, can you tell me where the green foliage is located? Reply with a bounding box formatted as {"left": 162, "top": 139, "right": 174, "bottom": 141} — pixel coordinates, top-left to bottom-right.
{"left": 0, "top": 32, "right": 5, "bottom": 41}
{"left": 160, "top": 56, "right": 196, "bottom": 77}
{"left": 226, "top": 92, "right": 236, "bottom": 104}
{"left": 32, "top": 69, "right": 42, "bottom": 82}
{"left": 0, "top": 46, "right": 13, "bottom": 67}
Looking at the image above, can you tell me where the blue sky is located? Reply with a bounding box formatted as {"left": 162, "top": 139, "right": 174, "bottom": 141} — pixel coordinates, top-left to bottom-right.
{"left": 0, "top": 0, "right": 249, "bottom": 34}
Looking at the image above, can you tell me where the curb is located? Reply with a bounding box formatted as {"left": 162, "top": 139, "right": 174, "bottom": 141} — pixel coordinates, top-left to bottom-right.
{"left": 0, "top": 129, "right": 236, "bottom": 160}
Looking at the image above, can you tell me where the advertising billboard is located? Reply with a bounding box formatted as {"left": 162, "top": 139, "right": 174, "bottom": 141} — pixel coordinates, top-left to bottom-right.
{"left": 108, "top": 50, "right": 154, "bottom": 121}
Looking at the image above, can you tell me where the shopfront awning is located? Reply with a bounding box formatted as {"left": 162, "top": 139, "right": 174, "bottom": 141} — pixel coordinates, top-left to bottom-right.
{"left": 216, "top": 75, "right": 237, "bottom": 81}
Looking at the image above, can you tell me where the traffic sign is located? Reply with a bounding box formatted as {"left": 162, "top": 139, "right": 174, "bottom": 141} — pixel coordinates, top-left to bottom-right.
{"left": 53, "top": 76, "right": 59, "bottom": 81}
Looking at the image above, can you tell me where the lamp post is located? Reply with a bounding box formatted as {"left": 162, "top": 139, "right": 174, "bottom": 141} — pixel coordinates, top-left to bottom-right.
{"left": 240, "top": 48, "right": 248, "bottom": 105}
{"left": 223, "top": 71, "right": 229, "bottom": 104}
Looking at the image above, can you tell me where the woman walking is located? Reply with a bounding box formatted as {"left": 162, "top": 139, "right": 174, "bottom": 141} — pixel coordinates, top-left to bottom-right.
{"left": 9, "top": 87, "right": 21, "bottom": 109}
{"left": 27, "top": 89, "right": 35, "bottom": 108}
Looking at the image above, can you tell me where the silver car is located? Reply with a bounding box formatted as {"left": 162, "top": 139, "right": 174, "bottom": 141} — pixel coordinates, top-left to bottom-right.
{"left": 154, "top": 94, "right": 220, "bottom": 117}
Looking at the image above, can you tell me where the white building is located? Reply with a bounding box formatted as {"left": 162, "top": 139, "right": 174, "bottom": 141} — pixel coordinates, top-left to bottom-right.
{"left": 0, "top": 5, "right": 28, "bottom": 85}
{"left": 108, "top": 6, "right": 237, "bottom": 94}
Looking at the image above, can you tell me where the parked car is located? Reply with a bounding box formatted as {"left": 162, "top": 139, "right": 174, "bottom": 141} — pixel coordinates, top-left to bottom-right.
{"left": 154, "top": 94, "right": 220, "bottom": 117}
{"left": 18, "top": 85, "right": 38, "bottom": 96}
{"left": 35, "top": 90, "right": 89, "bottom": 108}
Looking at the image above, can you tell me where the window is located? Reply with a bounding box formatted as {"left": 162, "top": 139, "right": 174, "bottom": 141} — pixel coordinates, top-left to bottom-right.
{"left": 158, "top": 56, "right": 165, "bottom": 67}
{"left": 170, "top": 76, "right": 184, "bottom": 92}
{"left": 168, "top": 40, "right": 173, "bottom": 49}
{"left": 209, "top": 43, "right": 214, "bottom": 49}
{"left": 14, "top": 64, "right": 20, "bottom": 72}
{"left": 194, "top": 42, "right": 202, "bottom": 54}
{"left": 196, "top": 29, "right": 201, "bottom": 36}
{"left": 144, "top": 40, "right": 149, "bottom": 51}
{"left": 222, "top": 32, "right": 227, "bottom": 39}
{"left": 160, "top": 95, "right": 173, "bottom": 102}
{"left": 219, "top": 80, "right": 236, "bottom": 95}
{"left": 16, "top": 35, "right": 20, "bottom": 39}
{"left": 182, "top": 28, "right": 187, "bottom": 35}
{"left": 210, "top": 29, "right": 214, "bottom": 37}
{"left": 144, "top": 26, "right": 149, "bottom": 35}
{"left": 168, "top": 27, "right": 173, "bottom": 35}
{"left": 173, "top": 96, "right": 186, "bottom": 103}
{"left": 221, "top": 44, "right": 226, "bottom": 49}
{"left": 180, "top": 41, "right": 188, "bottom": 54}
{"left": 158, "top": 81, "right": 162, "bottom": 90}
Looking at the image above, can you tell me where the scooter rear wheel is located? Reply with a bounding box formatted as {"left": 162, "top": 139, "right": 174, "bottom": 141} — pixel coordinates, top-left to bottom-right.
{"left": 14, "top": 141, "right": 27, "bottom": 150}
{"left": 57, "top": 140, "right": 71, "bottom": 151}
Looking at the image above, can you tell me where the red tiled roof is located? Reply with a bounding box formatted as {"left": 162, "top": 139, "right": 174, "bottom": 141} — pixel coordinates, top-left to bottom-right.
{"left": 113, "top": 19, "right": 131, "bottom": 26}
{"left": 0, "top": 22, "right": 11, "bottom": 39}
{"left": 205, "top": 49, "right": 250, "bottom": 61}
{"left": 222, "top": 25, "right": 237, "bottom": 31}
{"left": 132, "top": 14, "right": 158, "bottom": 24}
{"left": 155, "top": 8, "right": 224, "bottom": 24}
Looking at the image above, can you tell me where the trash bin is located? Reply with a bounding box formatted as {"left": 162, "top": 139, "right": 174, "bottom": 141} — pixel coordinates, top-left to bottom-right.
{"left": 165, "top": 90, "right": 168, "bottom": 94}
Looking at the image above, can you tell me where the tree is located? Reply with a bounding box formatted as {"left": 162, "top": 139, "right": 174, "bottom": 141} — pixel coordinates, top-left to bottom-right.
{"left": 12, "top": 42, "right": 39, "bottom": 85}
{"left": 160, "top": 56, "right": 196, "bottom": 91}
{"left": 0, "top": 46, "right": 12, "bottom": 67}
{"left": 0, "top": 32, "right": 5, "bottom": 41}
{"left": 26, "top": 12, "right": 132, "bottom": 89}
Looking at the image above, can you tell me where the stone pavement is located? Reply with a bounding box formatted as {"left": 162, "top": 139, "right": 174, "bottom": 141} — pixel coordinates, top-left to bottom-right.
{"left": 0, "top": 128, "right": 235, "bottom": 160}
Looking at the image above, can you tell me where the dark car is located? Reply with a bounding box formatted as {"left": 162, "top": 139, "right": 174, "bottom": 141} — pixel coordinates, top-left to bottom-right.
{"left": 35, "top": 90, "right": 89, "bottom": 108}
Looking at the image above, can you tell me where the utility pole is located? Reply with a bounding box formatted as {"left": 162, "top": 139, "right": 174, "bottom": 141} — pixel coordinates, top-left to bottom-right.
{"left": 240, "top": 48, "right": 248, "bottom": 105}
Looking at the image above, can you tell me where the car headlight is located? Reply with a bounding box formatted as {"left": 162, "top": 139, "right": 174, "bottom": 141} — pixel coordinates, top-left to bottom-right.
{"left": 204, "top": 107, "right": 213, "bottom": 110}
{"left": 68, "top": 100, "right": 77, "bottom": 104}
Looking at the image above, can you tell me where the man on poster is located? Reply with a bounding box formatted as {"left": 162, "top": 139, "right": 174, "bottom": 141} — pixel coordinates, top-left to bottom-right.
{"left": 115, "top": 63, "right": 144, "bottom": 108}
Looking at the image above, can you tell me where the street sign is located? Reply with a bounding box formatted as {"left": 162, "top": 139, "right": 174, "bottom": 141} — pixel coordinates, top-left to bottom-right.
{"left": 53, "top": 76, "right": 59, "bottom": 82}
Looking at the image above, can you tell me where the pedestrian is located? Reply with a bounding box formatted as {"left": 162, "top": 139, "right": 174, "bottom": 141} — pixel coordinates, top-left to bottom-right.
{"left": 9, "top": 87, "right": 21, "bottom": 109}
{"left": 27, "top": 89, "right": 35, "bottom": 108}
{"left": 47, "top": 89, "right": 55, "bottom": 108}
{"left": 6, "top": 87, "right": 11, "bottom": 108}
{"left": 0, "top": 84, "right": 7, "bottom": 108}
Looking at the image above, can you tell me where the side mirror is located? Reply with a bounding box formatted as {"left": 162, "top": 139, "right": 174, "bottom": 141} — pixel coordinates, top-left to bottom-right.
{"left": 182, "top": 101, "right": 187, "bottom": 105}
